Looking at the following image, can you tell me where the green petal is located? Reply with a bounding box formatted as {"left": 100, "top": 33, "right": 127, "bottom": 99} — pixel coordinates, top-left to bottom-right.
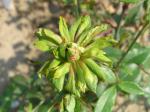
{"left": 36, "top": 28, "right": 62, "bottom": 45}
{"left": 86, "top": 36, "right": 117, "bottom": 50}
{"left": 59, "top": 16, "right": 71, "bottom": 42}
{"left": 53, "top": 62, "right": 70, "bottom": 78}
{"left": 81, "top": 24, "right": 108, "bottom": 46}
{"left": 85, "top": 59, "right": 116, "bottom": 83}
{"left": 53, "top": 75, "right": 65, "bottom": 91}
{"left": 65, "top": 67, "right": 79, "bottom": 96}
{"left": 34, "top": 39, "right": 54, "bottom": 52}
{"left": 82, "top": 47, "right": 112, "bottom": 64}
{"left": 38, "top": 61, "right": 50, "bottom": 78}
{"left": 64, "top": 94, "right": 76, "bottom": 112}
{"left": 80, "top": 62, "right": 98, "bottom": 92}
{"left": 76, "top": 62, "right": 87, "bottom": 93}
{"left": 49, "top": 59, "right": 61, "bottom": 69}
{"left": 76, "top": 16, "right": 91, "bottom": 41}
{"left": 70, "top": 17, "right": 82, "bottom": 42}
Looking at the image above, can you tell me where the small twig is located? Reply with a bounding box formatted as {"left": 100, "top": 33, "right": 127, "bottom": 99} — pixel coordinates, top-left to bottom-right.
{"left": 51, "top": 91, "right": 65, "bottom": 106}
{"left": 115, "top": 4, "right": 127, "bottom": 40}
{"left": 74, "top": 0, "right": 80, "bottom": 17}
{"left": 138, "top": 64, "right": 150, "bottom": 76}
{"left": 32, "top": 100, "right": 45, "bottom": 112}
{"left": 32, "top": 91, "right": 65, "bottom": 112}
{"left": 115, "top": 23, "right": 149, "bottom": 69}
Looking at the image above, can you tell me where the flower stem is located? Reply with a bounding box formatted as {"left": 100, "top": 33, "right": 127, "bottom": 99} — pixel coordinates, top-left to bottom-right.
{"left": 138, "top": 64, "right": 150, "bottom": 76}
{"left": 74, "top": 0, "right": 80, "bottom": 17}
{"left": 115, "top": 23, "right": 149, "bottom": 69}
{"left": 115, "top": 4, "right": 126, "bottom": 40}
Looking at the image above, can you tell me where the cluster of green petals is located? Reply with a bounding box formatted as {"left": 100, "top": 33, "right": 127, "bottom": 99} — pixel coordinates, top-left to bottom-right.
{"left": 34, "top": 15, "right": 117, "bottom": 111}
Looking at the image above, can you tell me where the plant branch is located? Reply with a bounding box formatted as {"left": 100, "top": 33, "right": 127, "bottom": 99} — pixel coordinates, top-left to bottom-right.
{"left": 138, "top": 64, "right": 150, "bottom": 76}
{"left": 32, "top": 91, "right": 65, "bottom": 111}
{"left": 74, "top": 0, "right": 80, "bottom": 17}
{"left": 115, "top": 23, "right": 149, "bottom": 69}
{"left": 114, "top": 4, "right": 127, "bottom": 40}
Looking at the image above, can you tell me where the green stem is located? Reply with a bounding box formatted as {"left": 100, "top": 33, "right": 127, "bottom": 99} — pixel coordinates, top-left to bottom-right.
{"left": 47, "top": 91, "right": 65, "bottom": 109}
{"left": 115, "top": 23, "right": 149, "bottom": 69}
{"left": 138, "top": 64, "right": 150, "bottom": 76}
{"left": 33, "top": 100, "right": 45, "bottom": 112}
{"left": 74, "top": 0, "right": 80, "bottom": 17}
{"left": 115, "top": 5, "right": 126, "bottom": 40}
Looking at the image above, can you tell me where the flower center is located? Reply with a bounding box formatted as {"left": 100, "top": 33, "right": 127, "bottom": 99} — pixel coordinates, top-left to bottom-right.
{"left": 66, "top": 43, "right": 84, "bottom": 62}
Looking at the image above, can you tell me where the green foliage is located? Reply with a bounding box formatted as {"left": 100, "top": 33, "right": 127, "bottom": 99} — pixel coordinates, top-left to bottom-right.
{"left": 118, "top": 81, "right": 144, "bottom": 95}
{"left": 144, "top": 0, "right": 150, "bottom": 22}
{"left": 124, "top": 4, "right": 142, "bottom": 25}
{"left": 95, "top": 86, "right": 117, "bottom": 112}
{"left": 120, "top": 0, "right": 140, "bottom": 3}
{"left": 34, "top": 15, "right": 118, "bottom": 111}
{"left": 33, "top": 9, "right": 150, "bottom": 110}
{"left": 2, "top": 0, "right": 150, "bottom": 112}
{"left": 145, "top": 12, "right": 150, "bottom": 22}
{"left": 63, "top": 0, "right": 73, "bottom": 4}
{"left": 0, "top": 75, "right": 53, "bottom": 112}
{"left": 123, "top": 45, "right": 150, "bottom": 65}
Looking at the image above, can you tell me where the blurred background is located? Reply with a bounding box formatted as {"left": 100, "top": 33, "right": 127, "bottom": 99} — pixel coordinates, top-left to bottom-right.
{"left": 0, "top": 0, "right": 150, "bottom": 112}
